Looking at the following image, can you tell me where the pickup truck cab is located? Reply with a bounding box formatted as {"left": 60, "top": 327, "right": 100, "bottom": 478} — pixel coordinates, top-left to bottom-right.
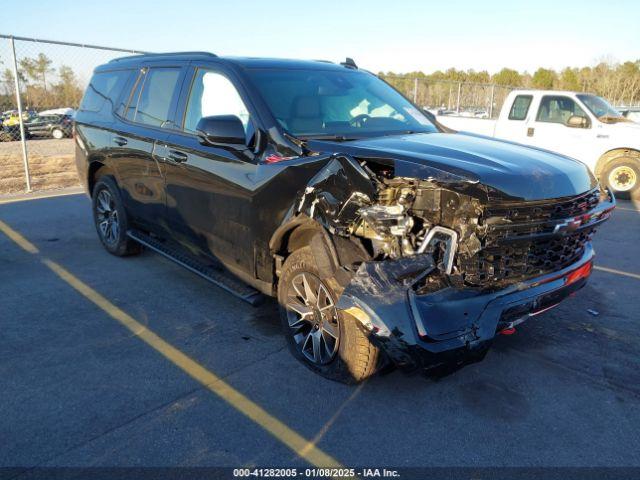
{"left": 437, "top": 90, "right": 640, "bottom": 195}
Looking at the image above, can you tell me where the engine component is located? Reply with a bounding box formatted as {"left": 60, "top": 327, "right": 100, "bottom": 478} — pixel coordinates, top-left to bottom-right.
{"left": 417, "top": 226, "right": 458, "bottom": 274}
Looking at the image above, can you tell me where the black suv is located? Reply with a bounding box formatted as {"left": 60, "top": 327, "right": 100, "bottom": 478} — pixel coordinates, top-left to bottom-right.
{"left": 75, "top": 52, "right": 614, "bottom": 383}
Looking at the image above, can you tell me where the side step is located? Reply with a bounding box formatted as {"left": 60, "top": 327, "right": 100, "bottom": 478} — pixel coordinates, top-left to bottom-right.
{"left": 127, "top": 230, "right": 263, "bottom": 306}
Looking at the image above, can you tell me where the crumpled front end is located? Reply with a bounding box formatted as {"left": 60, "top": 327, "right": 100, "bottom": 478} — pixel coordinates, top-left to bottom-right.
{"left": 279, "top": 153, "right": 616, "bottom": 372}
{"left": 337, "top": 243, "right": 597, "bottom": 371}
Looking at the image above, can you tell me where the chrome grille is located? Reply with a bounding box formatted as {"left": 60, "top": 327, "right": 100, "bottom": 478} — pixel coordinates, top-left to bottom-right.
{"left": 460, "top": 189, "right": 601, "bottom": 287}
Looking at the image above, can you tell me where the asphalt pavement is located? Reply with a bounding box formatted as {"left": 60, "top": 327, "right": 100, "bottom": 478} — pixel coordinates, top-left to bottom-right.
{"left": 1, "top": 191, "right": 639, "bottom": 477}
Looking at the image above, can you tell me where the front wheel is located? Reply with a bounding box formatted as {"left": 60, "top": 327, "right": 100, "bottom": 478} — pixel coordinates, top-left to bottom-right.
{"left": 278, "top": 246, "right": 381, "bottom": 384}
{"left": 51, "top": 128, "right": 64, "bottom": 140}
{"left": 92, "top": 176, "right": 142, "bottom": 256}
{"left": 602, "top": 156, "right": 640, "bottom": 197}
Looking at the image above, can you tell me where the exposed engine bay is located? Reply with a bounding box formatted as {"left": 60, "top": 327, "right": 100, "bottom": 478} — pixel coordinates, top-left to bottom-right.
{"left": 350, "top": 175, "right": 482, "bottom": 279}
{"left": 295, "top": 154, "right": 614, "bottom": 292}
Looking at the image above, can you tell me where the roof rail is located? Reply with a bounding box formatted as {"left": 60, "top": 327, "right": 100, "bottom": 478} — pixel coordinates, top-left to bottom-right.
{"left": 109, "top": 51, "right": 218, "bottom": 63}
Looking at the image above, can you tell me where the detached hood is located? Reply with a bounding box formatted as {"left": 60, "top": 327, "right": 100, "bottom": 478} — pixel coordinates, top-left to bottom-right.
{"left": 308, "top": 132, "right": 597, "bottom": 201}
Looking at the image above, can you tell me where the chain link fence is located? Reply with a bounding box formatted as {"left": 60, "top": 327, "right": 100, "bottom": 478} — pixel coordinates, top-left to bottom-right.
{"left": 0, "top": 34, "right": 145, "bottom": 194}
{"left": 383, "top": 75, "right": 516, "bottom": 118}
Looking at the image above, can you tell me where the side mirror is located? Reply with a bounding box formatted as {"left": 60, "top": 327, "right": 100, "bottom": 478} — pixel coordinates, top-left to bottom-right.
{"left": 196, "top": 115, "right": 246, "bottom": 147}
{"left": 566, "top": 115, "right": 589, "bottom": 128}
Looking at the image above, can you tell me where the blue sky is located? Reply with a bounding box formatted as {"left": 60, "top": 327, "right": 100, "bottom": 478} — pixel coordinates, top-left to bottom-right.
{"left": 2, "top": 0, "right": 639, "bottom": 74}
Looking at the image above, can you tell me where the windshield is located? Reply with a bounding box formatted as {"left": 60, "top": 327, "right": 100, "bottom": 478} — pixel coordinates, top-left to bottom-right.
{"left": 246, "top": 68, "right": 437, "bottom": 139}
{"left": 576, "top": 94, "right": 624, "bottom": 122}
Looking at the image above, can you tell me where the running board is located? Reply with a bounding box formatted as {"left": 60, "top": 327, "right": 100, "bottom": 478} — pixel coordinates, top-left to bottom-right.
{"left": 127, "top": 230, "right": 263, "bottom": 306}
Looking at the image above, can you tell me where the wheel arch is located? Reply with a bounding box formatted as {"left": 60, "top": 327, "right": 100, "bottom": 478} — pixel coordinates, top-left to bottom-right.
{"left": 269, "top": 214, "right": 372, "bottom": 294}
{"left": 270, "top": 215, "right": 347, "bottom": 282}
{"left": 594, "top": 147, "right": 640, "bottom": 178}
{"left": 270, "top": 216, "right": 325, "bottom": 256}
{"left": 87, "top": 157, "right": 113, "bottom": 196}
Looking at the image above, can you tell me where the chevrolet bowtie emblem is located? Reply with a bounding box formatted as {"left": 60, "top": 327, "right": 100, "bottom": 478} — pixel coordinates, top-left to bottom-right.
{"left": 553, "top": 217, "right": 584, "bottom": 234}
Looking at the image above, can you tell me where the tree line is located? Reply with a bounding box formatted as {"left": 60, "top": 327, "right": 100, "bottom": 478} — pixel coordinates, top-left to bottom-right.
{"left": 380, "top": 59, "right": 640, "bottom": 108}
{"left": 0, "top": 53, "right": 84, "bottom": 112}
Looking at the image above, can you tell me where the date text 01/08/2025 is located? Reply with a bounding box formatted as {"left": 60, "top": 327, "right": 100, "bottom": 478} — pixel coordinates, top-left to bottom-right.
{"left": 232, "top": 467, "right": 400, "bottom": 478}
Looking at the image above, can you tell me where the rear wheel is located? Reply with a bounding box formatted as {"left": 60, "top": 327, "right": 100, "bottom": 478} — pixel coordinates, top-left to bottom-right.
{"left": 51, "top": 128, "right": 64, "bottom": 139}
{"left": 278, "top": 246, "right": 381, "bottom": 384}
{"left": 92, "top": 176, "right": 142, "bottom": 256}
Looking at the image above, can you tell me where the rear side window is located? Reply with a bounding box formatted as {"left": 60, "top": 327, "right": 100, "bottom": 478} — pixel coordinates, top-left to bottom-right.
{"left": 126, "top": 68, "right": 181, "bottom": 127}
{"left": 508, "top": 95, "right": 533, "bottom": 120}
{"left": 80, "top": 70, "right": 130, "bottom": 113}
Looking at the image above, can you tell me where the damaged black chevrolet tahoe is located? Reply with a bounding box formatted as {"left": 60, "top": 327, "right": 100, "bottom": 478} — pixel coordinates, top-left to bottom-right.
{"left": 75, "top": 52, "right": 615, "bottom": 383}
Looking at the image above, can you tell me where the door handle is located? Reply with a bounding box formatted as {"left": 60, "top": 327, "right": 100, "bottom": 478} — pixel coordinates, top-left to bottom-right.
{"left": 167, "top": 150, "right": 188, "bottom": 163}
{"left": 527, "top": 127, "right": 535, "bottom": 137}
{"left": 113, "top": 136, "right": 128, "bottom": 146}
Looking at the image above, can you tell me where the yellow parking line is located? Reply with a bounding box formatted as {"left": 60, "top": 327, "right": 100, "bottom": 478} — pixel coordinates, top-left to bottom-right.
{"left": 0, "top": 219, "right": 342, "bottom": 469}
{"left": 594, "top": 265, "right": 640, "bottom": 281}
{"left": 0, "top": 220, "right": 39, "bottom": 254}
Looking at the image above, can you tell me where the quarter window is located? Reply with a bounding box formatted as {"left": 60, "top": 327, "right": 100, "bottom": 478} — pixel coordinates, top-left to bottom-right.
{"left": 79, "top": 70, "right": 130, "bottom": 113}
{"left": 183, "top": 69, "right": 250, "bottom": 133}
{"left": 508, "top": 95, "right": 532, "bottom": 120}
{"left": 537, "top": 96, "right": 588, "bottom": 125}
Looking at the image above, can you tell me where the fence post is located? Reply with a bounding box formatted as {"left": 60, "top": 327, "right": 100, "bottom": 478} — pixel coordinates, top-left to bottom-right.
{"left": 9, "top": 36, "right": 31, "bottom": 192}
{"left": 413, "top": 77, "right": 418, "bottom": 104}
{"left": 489, "top": 84, "right": 495, "bottom": 119}
{"left": 456, "top": 82, "right": 462, "bottom": 114}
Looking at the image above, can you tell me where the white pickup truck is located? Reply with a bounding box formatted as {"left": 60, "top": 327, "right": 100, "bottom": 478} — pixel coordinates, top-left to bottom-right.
{"left": 436, "top": 90, "right": 640, "bottom": 195}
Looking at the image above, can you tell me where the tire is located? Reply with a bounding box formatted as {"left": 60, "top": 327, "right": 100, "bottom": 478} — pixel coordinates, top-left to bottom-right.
{"left": 92, "top": 176, "right": 142, "bottom": 256}
{"left": 278, "top": 246, "right": 381, "bottom": 384}
{"left": 602, "top": 156, "right": 640, "bottom": 197}
{"left": 51, "top": 128, "right": 64, "bottom": 140}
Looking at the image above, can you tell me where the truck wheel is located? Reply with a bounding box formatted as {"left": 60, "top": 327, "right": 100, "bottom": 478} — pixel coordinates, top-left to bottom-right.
{"left": 602, "top": 156, "right": 639, "bottom": 197}
{"left": 92, "top": 176, "right": 142, "bottom": 256}
{"left": 278, "top": 246, "right": 381, "bottom": 384}
{"left": 51, "top": 128, "right": 64, "bottom": 139}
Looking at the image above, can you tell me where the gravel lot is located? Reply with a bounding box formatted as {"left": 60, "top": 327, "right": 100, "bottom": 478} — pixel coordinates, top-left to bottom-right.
{"left": 1, "top": 192, "right": 639, "bottom": 479}
{"left": 0, "top": 139, "right": 78, "bottom": 195}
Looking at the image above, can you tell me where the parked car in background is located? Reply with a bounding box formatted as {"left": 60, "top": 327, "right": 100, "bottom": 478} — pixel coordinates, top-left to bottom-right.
{"left": 2, "top": 109, "right": 37, "bottom": 127}
{"left": 458, "top": 109, "right": 489, "bottom": 118}
{"left": 75, "top": 53, "right": 613, "bottom": 383}
{"left": 25, "top": 114, "right": 73, "bottom": 139}
{"left": 426, "top": 107, "right": 457, "bottom": 116}
{"left": 437, "top": 90, "right": 640, "bottom": 195}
